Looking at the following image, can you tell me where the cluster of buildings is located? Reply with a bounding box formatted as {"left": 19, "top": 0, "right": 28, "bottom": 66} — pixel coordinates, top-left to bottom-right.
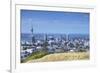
{"left": 21, "top": 34, "right": 89, "bottom": 60}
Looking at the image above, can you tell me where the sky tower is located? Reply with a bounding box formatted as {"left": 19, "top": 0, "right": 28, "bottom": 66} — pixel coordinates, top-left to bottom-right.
{"left": 31, "top": 24, "right": 35, "bottom": 44}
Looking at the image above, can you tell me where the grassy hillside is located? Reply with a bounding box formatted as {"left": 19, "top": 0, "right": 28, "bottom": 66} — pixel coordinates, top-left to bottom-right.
{"left": 26, "top": 52, "right": 89, "bottom": 63}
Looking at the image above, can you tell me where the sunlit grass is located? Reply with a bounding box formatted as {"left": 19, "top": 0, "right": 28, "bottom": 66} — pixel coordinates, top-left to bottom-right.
{"left": 26, "top": 52, "right": 89, "bottom": 63}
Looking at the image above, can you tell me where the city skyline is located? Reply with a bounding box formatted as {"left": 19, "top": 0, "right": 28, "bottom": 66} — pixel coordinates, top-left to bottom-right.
{"left": 21, "top": 10, "right": 90, "bottom": 34}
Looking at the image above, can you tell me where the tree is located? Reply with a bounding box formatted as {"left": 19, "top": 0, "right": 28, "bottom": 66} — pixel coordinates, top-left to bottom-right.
{"left": 68, "top": 43, "right": 74, "bottom": 48}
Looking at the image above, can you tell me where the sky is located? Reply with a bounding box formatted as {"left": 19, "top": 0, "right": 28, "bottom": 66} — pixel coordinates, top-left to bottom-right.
{"left": 21, "top": 10, "right": 89, "bottom": 34}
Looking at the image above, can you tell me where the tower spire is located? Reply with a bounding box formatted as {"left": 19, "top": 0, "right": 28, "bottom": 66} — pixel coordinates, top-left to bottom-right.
{"left": 30, "top": 19, "right": 35, "bottom": 44}
{"left": 31, "top": 24, "right": 34, "bottom": 36}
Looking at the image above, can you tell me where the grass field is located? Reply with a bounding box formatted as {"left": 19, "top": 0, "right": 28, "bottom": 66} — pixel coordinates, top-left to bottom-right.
{"left": 26, "top": 52, "right": 89, "bottom": 63}
{"left": 21, "top": 51, "right": 48, "bottom": 63}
